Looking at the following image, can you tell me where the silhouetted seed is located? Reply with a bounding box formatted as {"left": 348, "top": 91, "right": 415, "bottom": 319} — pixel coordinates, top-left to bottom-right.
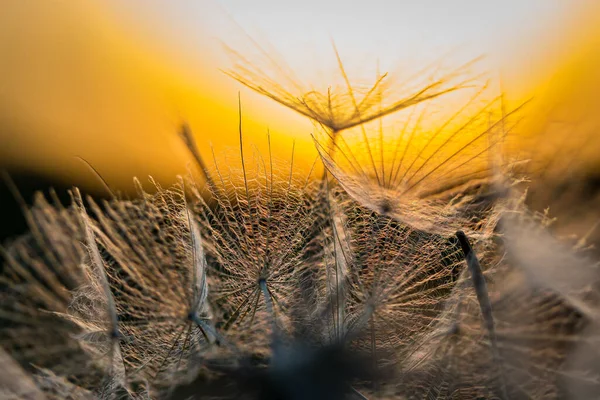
{"left": 223, "top": 38, "right": 477, "bottom": 137}
{"left": 456, "top": 230, "right": 507, "bottom": 400}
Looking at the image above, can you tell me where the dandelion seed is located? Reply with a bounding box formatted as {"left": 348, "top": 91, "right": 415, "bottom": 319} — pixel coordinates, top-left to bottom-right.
{"left": 313, "top": 96, "right": 528, "bottom": 237}
{"left": 189, "top": 132, "right": 320, "bottom": 354}
{"left": 394, "top": 208, "right": 600, "bottom": 398}
{"left": 318, "top": 197, "right": 468, "bottom": 371}
{"left": 0, "top": 187, "right": 100, "bottom": 386}
{"left": 223, "top": 38, "right": 478, "bottom": 145}
{"left": 77, "top": 180, "right": 219, "bottom": 386}
{"left": 1, "top": 179, "right": 222, "bottom": 397}
{"left": 72, "top": 189, "right": 125, "bottom": 383}
{"left": 222, "top": 32, "right": 483, "bottom": 195}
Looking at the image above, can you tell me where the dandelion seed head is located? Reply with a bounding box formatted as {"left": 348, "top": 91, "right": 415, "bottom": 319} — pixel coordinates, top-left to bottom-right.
{"left": 222, "top": 37, "right": 480, "bottom": 135}
{"left": 1, "top": 35, "right": 599, "bottom": 398}
{"left": 188, "top": 149, "right": 321, "bottom": 353}
{"left": 312, "top": 93, "right": 524, "bottom": 239}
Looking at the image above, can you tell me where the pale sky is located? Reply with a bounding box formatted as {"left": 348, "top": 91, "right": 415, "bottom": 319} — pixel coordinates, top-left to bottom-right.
{"left": 1, "top": 0, "right": 594, "bottom": 192}
{"left": 105, "top": 0, "right": 577, "bottom": 90}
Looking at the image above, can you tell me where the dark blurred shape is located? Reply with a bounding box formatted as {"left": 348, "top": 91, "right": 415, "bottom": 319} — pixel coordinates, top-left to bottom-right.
{"left": 0, "top": 171, "right": 104, "bottom": 244}
{"left": 166, "top": 343, "right": 387, "bottom": 400}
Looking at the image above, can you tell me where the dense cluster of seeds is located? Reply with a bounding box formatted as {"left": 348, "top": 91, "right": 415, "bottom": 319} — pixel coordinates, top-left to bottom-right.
{"left": 2, "top": 44, "right": 600, "bottom": 399}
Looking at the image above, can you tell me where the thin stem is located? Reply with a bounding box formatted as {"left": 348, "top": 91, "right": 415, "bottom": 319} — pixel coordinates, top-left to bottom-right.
{"left": 259, "top": 278, "right": 275, "bottom": 325}
{"left": 178, "top": 123, "right": 217, "bottom": 194}
{"left": 75, "top": 156, "right": 116, "bottom": 198}
{"left": 456, "top": 230, "right": 508, "bottom": 399}
{"left": 238, "top": 92, "right": 250, "bottom": 201}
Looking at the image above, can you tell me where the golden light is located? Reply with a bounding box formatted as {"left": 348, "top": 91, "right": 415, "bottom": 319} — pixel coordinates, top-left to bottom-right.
{"left": 0, "top": 0, "right": 599, "bottom": 195}
{"left": 0, "top": 1, "right": 315, "bottom": 195}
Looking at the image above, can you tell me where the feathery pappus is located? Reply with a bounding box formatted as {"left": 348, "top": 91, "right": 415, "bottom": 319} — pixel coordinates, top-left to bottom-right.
{"left": 1, "top": 39, "right": 600, "bottom": 399}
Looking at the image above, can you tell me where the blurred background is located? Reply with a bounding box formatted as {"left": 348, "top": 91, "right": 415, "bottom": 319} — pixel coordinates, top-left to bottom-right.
{"left": 1, "top": 0, "right": 599, "bottom": 243}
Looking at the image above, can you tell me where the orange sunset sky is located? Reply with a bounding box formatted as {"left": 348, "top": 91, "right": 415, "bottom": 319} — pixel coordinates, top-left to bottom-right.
{"left": 0, "top": 1, "right": 599, "bottom": 194}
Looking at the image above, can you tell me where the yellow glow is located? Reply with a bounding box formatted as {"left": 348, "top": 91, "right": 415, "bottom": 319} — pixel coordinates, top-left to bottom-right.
{"left": 0, "top": 1, "right": 316, "bottom": 194}
{"left": 1, "top": 1, "right": 599, "bottom": 195}
{"left": 504, "top": 1, "right": 600, "bottom": 176}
